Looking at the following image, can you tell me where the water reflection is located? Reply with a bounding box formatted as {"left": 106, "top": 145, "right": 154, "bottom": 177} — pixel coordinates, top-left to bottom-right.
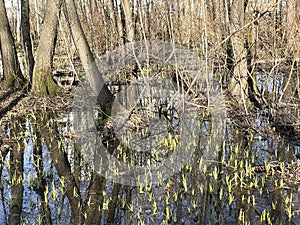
{"left": 257, "top": 73, "right": 284, "bottom": 94}
{"left": 0, "top": 90, "right": 299, "bottom": 224}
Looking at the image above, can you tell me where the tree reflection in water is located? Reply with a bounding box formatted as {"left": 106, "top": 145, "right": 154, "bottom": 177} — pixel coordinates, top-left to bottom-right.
{"left": 0, "top": 105, "right": 299, "bottom": 225}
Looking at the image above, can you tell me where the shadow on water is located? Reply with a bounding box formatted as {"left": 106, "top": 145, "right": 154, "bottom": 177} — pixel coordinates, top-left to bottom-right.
{"left": 0, "top": 72, "right": 300, "bottom": 225}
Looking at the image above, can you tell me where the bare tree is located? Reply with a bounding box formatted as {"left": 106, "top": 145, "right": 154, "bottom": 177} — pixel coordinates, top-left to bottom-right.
{"left": 120, "top": 0, "right": 135, "bottom": 42}
{"left": 107, "top": 0, "right": 123, "bottom": 44}
{"left": 31, "top": 0, "right": 61, "bottom": 96}
{"left": 21, "top": 0, "right": 35, "bottom": 87}
{"left": 0, "top": 0, "right": 26, "bottom": 89}
{"left": 285, "top": 0, "right": 299, "bottom": 56}
{"left": 65, "top": 0, "right": 114, "bottom": 114}
{"left": 228, "top": 0, "right": 248, "bottom": 99}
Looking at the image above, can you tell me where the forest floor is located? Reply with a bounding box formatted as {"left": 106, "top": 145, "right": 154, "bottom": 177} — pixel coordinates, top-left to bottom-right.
{"left": 0, "top": 87, "right": 74, "bottom": 120}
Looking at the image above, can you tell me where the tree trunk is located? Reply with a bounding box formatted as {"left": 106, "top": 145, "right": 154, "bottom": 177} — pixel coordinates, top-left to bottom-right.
{"left": 33, "top": 0, "right": 41, "bottom": 39}
{"left": 145, "top": 0, "right": 152, "bottom": 39}
{"left": 120, "top": 0, "right": 135, "bottom": 42}
{"left": 16, "top": 1, "right": 22, "bottom": 44}
{"left": 21, "top": 0, "right": 35, "bottom": 87}
{"left": 0, "top": 0, "right": 26, "bottom": 89}
{"left": 228, "top": 0, "right": 248, "bottom": 98}
{"left": 31, "top": 0, "right": 61, "bottom": 96}
{"left": 115, "top": 0, "right": 124, "bottom": 44}
{"left": 65, "top": 0, "right": 114, "bottom": 114}
{"left": 178, "top": 0, "right": 191, "bottom": 45}
{"left": 285, "top": 0, "right": 299, "bottom": 55}
{"left": 107, "top": 0, "right": 123, "bottom": 44}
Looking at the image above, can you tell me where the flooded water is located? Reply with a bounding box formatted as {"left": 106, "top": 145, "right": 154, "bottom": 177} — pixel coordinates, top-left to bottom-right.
{"left": 0, "top": 72, "right": 300, "bottom": 225}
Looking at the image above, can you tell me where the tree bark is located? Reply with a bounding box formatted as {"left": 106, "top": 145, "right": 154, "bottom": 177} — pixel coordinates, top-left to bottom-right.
{"left": 228, "top": 0, "right": 248, "bottom": 98}
{"left": 285, "top": 0, "right": 299, "bottom": 55}
{"left": 0, "top": 0, "right": 26, "bottom": 89}
{"left": 120, "top": 0, "right": 135, "bottom": 42}
{"left": 65, "top": 0, "right": 114, "bottom": 114}
{"left": 107, "top": 0, "right": 123, "bottom": 44}
{"left": 178, "top": 0, "right": 191, "bottom": 45}
{"left": 21, "top": 0, "right": 35, "bottom": 87}
{"left": 31, "top": 0, "right": 61, "bottom": 96}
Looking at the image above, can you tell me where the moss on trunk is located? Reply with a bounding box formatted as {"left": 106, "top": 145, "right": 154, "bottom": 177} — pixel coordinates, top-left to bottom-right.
{"left": 32, "top": 69, "right": 59, "bottom": 96}
{"left": 3, "top": 72, "right": 26, "bottom": 90}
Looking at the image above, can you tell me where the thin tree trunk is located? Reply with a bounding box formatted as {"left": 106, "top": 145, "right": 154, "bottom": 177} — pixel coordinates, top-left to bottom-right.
{"left": 115, "top": 0, "right": 124, "bottom": 44}
{"left": 31, "top": 0, "right": 61, "bottom": 96}
{"left": 0, "top": 0, "right": 26, "bottom": 89}
{"left": 285, "top": 0, "right": 299, "bottom": 55}
{"left": 33, "top": 0, "right": 41, "bottom": 39}
{"left": 65, "top": 0, "right": 114, "bottom": 114}
{"left": 228, "top": 0, "right": 248, "bottom": 99}
{"left": 145, "top": 0, "right": 152, "bottom": 39}
{"left": 107, "top": 0, "right": 122, "bottom": 44}
{"left": 120, "top": 0, "right": 134, "bottom": 42}
{"left": 21, "top": 0, "right": 35, "bottom": 87}
{"left": 16, "top": 1, "right": 21, "bottom": 44}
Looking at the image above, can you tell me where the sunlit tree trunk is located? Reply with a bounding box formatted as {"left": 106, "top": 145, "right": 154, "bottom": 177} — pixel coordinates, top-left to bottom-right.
{"left": 228, "top": 0, "right": 248, "bottom": 99}
{"left": 285, "top": 0, "right": 299, "bottom": 56}
{"left": 112, "top": 0, "right": 124, "bottom": 44}
{"left": 31, "top": 0, "right": 61, "bottom": 96}
{"left": 65, "top": 0, "right": 114, "bottom": 114}
{"left": 145, "top": 0, "right": 152, "bottom": 39}
{"left": 16, "top": 1, "right": 21, "bottom": 44}
{"left": 21, "top": 0, "right": 35, "bottom": 87}
{"left": 33, "top": 0, "right": 41, "bottom": 39}
{"left": 106, "top": 0, "right": 123, "bottom": 44}
{"left": 0, "top": 0, "right": 26, "bottom": 89}
{"left": 120, "top": 0, "right": 134, "bottom": 42}
{"left": 163, "top": 0, "right": 174, "bottom": 41}
{"left": 178, "top": 0, "right": 192, "bottom": 45}
{"left": 106, "top": 0, "right": 120, "bottom": 42}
